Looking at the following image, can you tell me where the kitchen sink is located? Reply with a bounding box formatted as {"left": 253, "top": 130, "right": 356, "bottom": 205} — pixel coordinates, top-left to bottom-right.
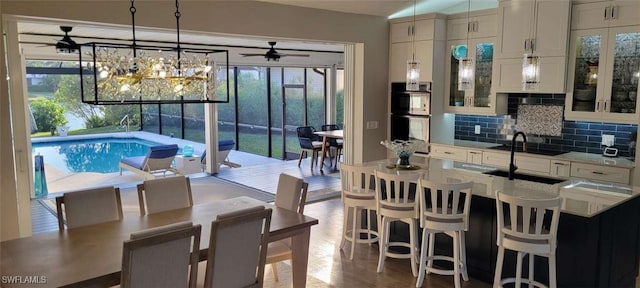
{"left": 488, "top": 145, "right": 566, "bottom": 156}
{"left": 482, "top": 170, "right": 566, "bottom": 184}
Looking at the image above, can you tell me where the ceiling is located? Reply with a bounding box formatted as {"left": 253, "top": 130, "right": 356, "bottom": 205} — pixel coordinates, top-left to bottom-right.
{"left": 15, "top": 0, "right": 497, "bottom": 63}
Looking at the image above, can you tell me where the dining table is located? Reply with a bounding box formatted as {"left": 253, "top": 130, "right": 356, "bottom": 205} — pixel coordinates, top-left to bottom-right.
{"left": 0, "top": 196, "right": 318, "bottom": 288}
{"left": 313, "top": 129, "right": 343, "bottom": 171}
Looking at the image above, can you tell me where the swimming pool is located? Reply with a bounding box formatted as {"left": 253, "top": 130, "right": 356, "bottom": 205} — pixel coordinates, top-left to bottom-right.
{"left": 32, "top": 137, "right": 164, "bottom": 173}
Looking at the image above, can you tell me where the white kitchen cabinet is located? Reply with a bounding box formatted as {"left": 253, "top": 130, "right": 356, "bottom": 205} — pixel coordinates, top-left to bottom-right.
{"left": 572, "top": 0, "right": 640, "bottom": 30}
{"left": 447, "top": 13, "right": 497, "bottom": 41}
{"left": 482, "top": 151, "right": 509, "bottom": 168}
{"left": 467, "top": 149, "right": 483, "bottom": 164}
{"left": 444, "top": 38, "right": 508, "bottom": 115}
{"left": 495, "top": 0, "right": 571, "bottom": 59}
{"left": 570, "top": 162, "right": 631, "bottom": 184}
{"left": 430, "top": 144, "right": 468, "bottom": 162}
{"left": 565, "top": 26, "right": 640, "bottom": 123}
{"left": 492, "top": 56, "right": 567, "bottom": 93}
{"left": 550, "top": 160, "right": 571, "bottom": 178}
{"left": 515, "top": 155, "right": 551, "bottom": 175}
{"left": 391, "top": 19, "right": 436, "bottom": 43}
{"left": 390, "top": 40, "right": 434, "bottom": 83}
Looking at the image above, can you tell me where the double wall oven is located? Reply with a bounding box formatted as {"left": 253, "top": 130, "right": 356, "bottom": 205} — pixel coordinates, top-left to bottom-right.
{"left": 390, "top": 82, "right": 431, "bottom": 155}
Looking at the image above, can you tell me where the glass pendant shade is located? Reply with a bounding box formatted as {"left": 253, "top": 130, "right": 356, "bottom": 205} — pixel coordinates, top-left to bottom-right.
{"left": 522, "top": 54, "right": 540, "bottom": 90}
{"left": 458, "top": 57, "right": 474, "bottom": 91}
{"left": 406, "top": 60, "right": 420, "bottom": 91}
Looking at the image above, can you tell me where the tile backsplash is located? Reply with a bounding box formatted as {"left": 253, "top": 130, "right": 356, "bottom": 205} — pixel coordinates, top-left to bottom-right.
{"left": 453, "top": 93, "right": 638, "bottom": 157}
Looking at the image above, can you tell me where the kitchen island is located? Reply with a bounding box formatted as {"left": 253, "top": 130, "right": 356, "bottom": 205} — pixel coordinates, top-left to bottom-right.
{"left": 366, "top": 157, "right": 640, "bottom": 287}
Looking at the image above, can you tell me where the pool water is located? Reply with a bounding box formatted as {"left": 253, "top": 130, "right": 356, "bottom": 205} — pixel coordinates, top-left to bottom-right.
{"left": 32, "top": 138, "right": 163, "bottom": 173}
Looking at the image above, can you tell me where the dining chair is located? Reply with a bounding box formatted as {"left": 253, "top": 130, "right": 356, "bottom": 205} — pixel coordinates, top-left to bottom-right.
{"left": 137, "top": 175, "right": 193, "bottom": 216}
{"left": 339, "top": 163, "right": 378, "bottom": 260}
{"left": 321, "top": 124, "right": 343, "bottom": 167}
{"left": 296, "top": 126, "right": 325, "bottom": 170}
{"left": 201, "top": 206, "right": 272, "bottom": 288}
{"left": 494, "top": 192, "right": 562, "bottom": 288}
{"left": 55, "top": 186, "right": 123, "bottom": 230}
{"left": 267, "top": 173, "right": 309, "bottom": 281}
{"left": 415, "top": 179, "right": 473, "bottom": 288}
{"left": 121, "top": 221, "right": 201, "bottom": 288}
{"left": 374, "top": 170, "right": 423, "bottom": 276}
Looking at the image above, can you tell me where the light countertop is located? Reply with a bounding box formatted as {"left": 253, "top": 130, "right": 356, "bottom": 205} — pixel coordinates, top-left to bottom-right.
{"left": 446, "top": 140, "right": 635, "bottom": 168}
{"left": 359, "top": 157, "right": 639, "bottom": 218}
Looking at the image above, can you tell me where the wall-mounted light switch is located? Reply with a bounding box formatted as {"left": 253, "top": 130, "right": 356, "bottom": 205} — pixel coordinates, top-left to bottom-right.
{"left": 602, "top": 134, "right": 615, "bottom": 146}
{"left": 366, "top": 121, "right": 378, "bottom": 130}
{"left": 474, "top": 125, "right": 481, "bottom": 135}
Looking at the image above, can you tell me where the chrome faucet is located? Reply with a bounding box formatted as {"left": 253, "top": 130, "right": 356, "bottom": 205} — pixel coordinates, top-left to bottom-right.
{"left": 509, "top": 131, "right": 527, "bottom": 180}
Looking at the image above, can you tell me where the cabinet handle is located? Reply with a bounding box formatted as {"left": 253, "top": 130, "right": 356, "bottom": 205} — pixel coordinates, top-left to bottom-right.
{"left": 469, "top": 151, "right": 480, "bottom": 154}
{"left": 604, "top": 6, "right": 610, "bottom": 20}
{"left": 553, "top": 162, "right": 566, "bottom": 166}
{"left": 530, "top": 39, "right": 535, "bottom": 51}
{"left": 596, "top": 100, "right": 601, "bottom": 112}
{"left": 444, "top": 151, "right": 453, "bottom": 155}
{"left": 603, "top": 100, "right": 608, "bottom": 111}
{"left": 611, "top": 6, "right": 616, "bottom": 19}
{"left": 592, "top": 171, "right": 606, "bottom": 175}
{"left": 407, "top": 26, "right": 411, "bottom": 37}
{"left": 524, "top": 39, "right": 528, "bottom": 51}
{"left": 468, "top": 22, "right": 472, "bottom": 32}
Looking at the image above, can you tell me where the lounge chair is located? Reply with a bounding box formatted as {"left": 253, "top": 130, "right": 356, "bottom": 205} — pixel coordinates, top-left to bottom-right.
{"left": 200, "top": 140, "right": 241, "bottom": 169}
{"left": 119, "top": 144, "right": 183, "bottom": 180}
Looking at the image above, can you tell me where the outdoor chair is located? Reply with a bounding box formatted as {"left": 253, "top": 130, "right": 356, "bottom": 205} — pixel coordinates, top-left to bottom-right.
{"left": 296, "top": 126, "right": 325, "bottom": 170}
{"left": 119, "top": 144, "right": 182, "bottom": 180}
{"left": 321, "top": 124, "right": 343, "bottom": 167}
{"left": 199, "top": 139, "right": 241, "bottom": 169}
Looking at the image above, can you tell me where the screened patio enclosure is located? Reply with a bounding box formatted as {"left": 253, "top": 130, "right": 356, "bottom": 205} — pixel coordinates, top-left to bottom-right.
{"left": 26, "top": 61, "right": 345, "bottom": 161}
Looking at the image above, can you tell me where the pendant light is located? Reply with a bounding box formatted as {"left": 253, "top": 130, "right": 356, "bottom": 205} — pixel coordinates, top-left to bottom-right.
{"left": 406, "top": 0, "right": 420, "bottom": 91}
{"left": 522, "top": 0, "right": 540, "bottom": 90}
{"left": 458, "top": 0, "right": 474, "bottom": 91}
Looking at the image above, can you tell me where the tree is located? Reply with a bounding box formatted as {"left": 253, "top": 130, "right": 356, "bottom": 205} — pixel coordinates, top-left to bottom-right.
{"left": 30, "top": 97, "right": 67, "bottom": 132}
{"left": 54, "top": 75, "right": 103, "bottom": 125}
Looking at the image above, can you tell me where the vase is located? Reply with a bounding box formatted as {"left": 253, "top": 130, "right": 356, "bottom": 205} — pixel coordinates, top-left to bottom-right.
{"left": 397, "top": 154, "right": 411, "bottom": 167}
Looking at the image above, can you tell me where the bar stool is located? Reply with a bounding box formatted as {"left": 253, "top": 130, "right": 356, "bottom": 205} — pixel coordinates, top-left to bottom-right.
{"left": 416, "top": 180, "right": 473, "bottom": 288}
{"left": 374, "top": 170, "right": 423, "bottom": 276}
{"left": 339, "top": 163, "right": 378, "bottom": 260}
{"left": 494, "top": 192, "right": 562, "bottom": 288}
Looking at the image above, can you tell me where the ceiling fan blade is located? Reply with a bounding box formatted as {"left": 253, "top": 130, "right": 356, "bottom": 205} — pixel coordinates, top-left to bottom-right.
{"left": 279, "top": 54, "right": 310, "bottom": 57}
{"left": 240, "top": 53, "right": 267, "bottom": 57}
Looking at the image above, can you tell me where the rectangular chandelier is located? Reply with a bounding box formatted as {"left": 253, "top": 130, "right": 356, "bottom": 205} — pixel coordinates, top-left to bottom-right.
{"left": 79, "top": 43, "right": 230, "bottom": 105}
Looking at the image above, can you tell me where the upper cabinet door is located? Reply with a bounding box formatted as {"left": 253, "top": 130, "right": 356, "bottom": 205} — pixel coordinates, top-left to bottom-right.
{"left": 572, "top": 0, "right": 640, "bottom": 30}
{"left": 495, "top": 0, "right": 570, "bottom": 58}
{"left": 389, "top": 41, "right": 434, "bottom": 83}
{"left": 447, "top": 14, "right": 497, "bottom": 40}
{"left": 390, "top": 19, "right": 435, "bottom": 43}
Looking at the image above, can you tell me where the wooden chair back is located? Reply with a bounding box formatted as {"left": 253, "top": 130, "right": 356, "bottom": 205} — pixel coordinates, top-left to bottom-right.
{"left": 274, "top": 173, "right": 308, "bottom": 214}
{"left": 418, "top": 179, "right": 473, "bottom": 232}
{"left": 56, "top": 186, "right": 123, "bottom": 230}
{"left": 374, "top": 170, "right": 423, "bottom": 220}
{"left": 137, "top": 176, "right": 193, "bottom": 216}
{"left": 121, "top": 222, "right": 201, "bottom": 288}
{"left": 203, "top": 206, "right": 272, "bottom": 288}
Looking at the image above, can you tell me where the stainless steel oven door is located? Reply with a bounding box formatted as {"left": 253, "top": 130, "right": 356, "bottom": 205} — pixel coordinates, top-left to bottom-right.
{"left": 390, "top": 115, "right": 430, "bottom": 154}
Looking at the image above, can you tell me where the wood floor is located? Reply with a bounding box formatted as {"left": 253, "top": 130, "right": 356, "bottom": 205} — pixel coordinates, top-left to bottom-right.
{"left": 263, "top": 198, "right": 493, "bottom": 288}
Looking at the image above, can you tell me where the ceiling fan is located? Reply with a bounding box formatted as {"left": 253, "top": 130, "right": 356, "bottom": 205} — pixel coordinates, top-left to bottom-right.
{"left": 55, "top": 26, "right": 80, "bottom": 54}
{"left": 240, "top": 42, "right": 310, "bottom": 61}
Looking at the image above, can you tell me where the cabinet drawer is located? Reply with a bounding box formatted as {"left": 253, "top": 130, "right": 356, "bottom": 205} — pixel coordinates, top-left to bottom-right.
{"left": 430, "top": 145, "right": 468, "bottom": 162}
{"left": 515, "top": 155, "right": 551, "bottom": 175}
{"left": 570, "top": 163, "right": 630, "bottom": 184}
{"left": 482, "top": 151, "right": 509, "bottom": 168}
{"left": 467, "top": 149, "right": 483, "bottom": 165}
{"left": 550, "top": 160, "right": 571, "bottom": 178}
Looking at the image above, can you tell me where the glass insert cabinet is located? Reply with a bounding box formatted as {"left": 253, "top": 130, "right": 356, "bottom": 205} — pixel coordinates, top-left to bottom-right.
{"left": 445, "top": 38, "right": 504, "bottom": 115}
{"left": 566, "top": 27, "right": 640, "bottom": 123}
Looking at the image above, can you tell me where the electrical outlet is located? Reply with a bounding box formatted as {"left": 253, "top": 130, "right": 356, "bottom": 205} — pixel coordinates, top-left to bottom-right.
{"left": 602, "top": 134, "right": 615, "bottom": 146}
{"left": 474, "top": 125, "right": 481, "bottom": 135}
